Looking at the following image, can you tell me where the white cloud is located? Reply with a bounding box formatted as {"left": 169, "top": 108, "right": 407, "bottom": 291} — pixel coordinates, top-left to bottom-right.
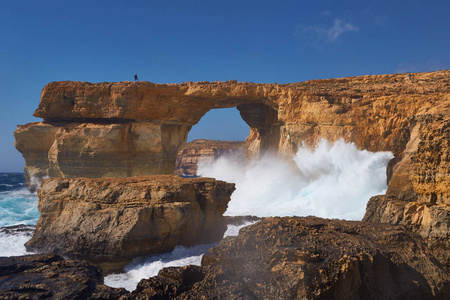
{"left": 327, "top": 18, "right": 359, "bottom": 41}
{"left": 296, "top": 18, "right": 359, "bottom": 43}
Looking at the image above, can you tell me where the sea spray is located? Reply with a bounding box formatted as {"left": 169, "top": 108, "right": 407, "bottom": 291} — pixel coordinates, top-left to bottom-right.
{"left": 198, "top": 139, "right": 393, "bottom": 220}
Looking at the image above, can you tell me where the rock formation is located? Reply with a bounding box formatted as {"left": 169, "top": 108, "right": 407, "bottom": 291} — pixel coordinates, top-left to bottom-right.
{"left": 0, "top": 253, "right": 128, "bottom": 299}
{"left": 25, "top": 175, "right": 234, "bottom": 269}
{"left": 363, "top": 113, "right": 450, "bottom": 271}
{"left": 131, "top": 217, "right": 450, "bottom": 299}
{"left": 174, "top": 139, "right": 245, "bottom": 175}
{"left": 13, "top": 70, "right": 450, "bottom": 291}
{"left": 15, "top": 71, "right": 450, "bottom": 204}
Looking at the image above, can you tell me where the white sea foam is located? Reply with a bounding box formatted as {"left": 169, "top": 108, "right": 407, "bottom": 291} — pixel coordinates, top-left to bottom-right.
{"left": 104, "top": 221, "right": 256, "bottom": 291}
{"left": 198, "top": 139, "right": 393, "bottom": 220}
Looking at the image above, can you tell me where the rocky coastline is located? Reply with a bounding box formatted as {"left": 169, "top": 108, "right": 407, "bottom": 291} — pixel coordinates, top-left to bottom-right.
{"left": 25, "top": 175, "right": 234, "bottom": 272}
{"left": 3, "top": 70, "right": 449, "bottom": 298}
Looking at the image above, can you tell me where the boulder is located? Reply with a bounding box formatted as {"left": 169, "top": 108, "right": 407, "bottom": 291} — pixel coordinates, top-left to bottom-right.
{"left": 132, "top": 217, "right": 450, "bottom": 299}
{"left": 25, "top": 176, "right": 235, "bottom": 269}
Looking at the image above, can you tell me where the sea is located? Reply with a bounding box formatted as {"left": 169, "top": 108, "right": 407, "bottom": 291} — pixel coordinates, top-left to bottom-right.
{"left": 0, "top": 173, "right": 39, "bottom": 257}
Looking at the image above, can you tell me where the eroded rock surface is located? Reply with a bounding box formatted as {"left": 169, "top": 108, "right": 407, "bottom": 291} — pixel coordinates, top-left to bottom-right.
{"left": 0, "top": 253, "right": 128, "bottom": 299}
{"left": 363, "top": 114, "right": 450, "bottom": 271}
{"left": 132, "top": 217, "right": 450, "bottom": 299}
{"left": 26, "top": 176, "right": 234, "bottom": 266}
{"left": 15, "top": 71, "right": 450, "bottom": 201}
{"left": 174, "top": 139, "right": 245, "bottom": 175}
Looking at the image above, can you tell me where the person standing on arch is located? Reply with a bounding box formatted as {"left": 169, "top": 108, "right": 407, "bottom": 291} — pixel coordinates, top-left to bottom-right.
{"left": 134, "top": 74, "right": 138, "bottom": 82}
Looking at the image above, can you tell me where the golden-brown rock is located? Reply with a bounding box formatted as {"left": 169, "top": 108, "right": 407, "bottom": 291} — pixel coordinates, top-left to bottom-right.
{"left": 364, "top": 195, "right": 450, "bottom": 272}
{"left": 25, "top": 176, "right": 235, "bottom": 267}
{"left": 16, "top": 70, "right": 450, "bottom": 202}
{"left": 174, "top": 139, "right": 245, "bottom": 175}
{"left": 363, "top": 113, "right": 450, "bottom": 271}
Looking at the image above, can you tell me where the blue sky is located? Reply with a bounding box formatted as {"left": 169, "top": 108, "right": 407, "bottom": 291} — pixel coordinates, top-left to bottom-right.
{"left": 0, "top": 0, "right": 449, "bottom": 171}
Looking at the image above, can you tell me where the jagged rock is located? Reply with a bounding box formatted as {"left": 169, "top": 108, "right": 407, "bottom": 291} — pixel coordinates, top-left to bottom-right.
{"left": 363, "top": 195, "right": 450, "bottom": 273}
{"left": 363, "top": 115, "right": 450, "bottom": 271}
{"left": 133, "top": 217, "right": 450, "bottom": 299}
{"left": 15, "top": 71, "right": 450, "bottom": 202}
{"left": 25, "top": 176, "right": 234, "bottom": 269}
{"left": 174, "top": 139, "right": 245, "bottom": 175}
{"left": 0, "top": 253, "right": 128, "bottom": 299}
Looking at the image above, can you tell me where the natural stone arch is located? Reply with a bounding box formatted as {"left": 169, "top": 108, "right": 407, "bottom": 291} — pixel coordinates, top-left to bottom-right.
{"left": 15, "top": 81, "right": 282, "bottom": 185}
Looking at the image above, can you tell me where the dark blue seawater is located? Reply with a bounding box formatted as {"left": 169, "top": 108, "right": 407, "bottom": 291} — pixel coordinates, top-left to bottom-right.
{"left": 0, "top": 173, "right": 38, "bottom": 256}
{"left": 0, "top": 173, "right": 39, "bottom": 227}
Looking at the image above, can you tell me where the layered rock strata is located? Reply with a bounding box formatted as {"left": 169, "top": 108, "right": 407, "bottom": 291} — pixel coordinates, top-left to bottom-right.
{"left": 174, "top": 139, "right": 245, "bottom": 175}
{"left": 14, "top": 71, "right": 450, "bottom": 275}
{"left": 131, "top": 217, "right": 450, "bottom": 299}
{"left": 0, "top": 253, "right": 128, "bottom": 299}
{"left": 15, "top": 71, "right": 450, "bottom": 202}
{"left": 25, "top": 176, "right": 235, "bottom": 266}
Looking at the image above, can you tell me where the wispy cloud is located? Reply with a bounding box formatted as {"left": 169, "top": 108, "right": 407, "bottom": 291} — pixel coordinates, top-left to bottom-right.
{"left": 295, "top": 18, "right": 359, "bottom": 44}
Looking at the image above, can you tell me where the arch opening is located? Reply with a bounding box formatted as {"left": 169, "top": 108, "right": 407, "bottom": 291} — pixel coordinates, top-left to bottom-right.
{"left": 173, "top": 103, "right": 281, "bottom": 176}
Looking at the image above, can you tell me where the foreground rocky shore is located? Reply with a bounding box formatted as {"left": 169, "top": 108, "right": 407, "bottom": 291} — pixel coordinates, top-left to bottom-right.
{"left": 5, "top": 70, "right": 449, "bottom": 298}
{"left": 1, "top": 217, "right": 449, "bottom": 299}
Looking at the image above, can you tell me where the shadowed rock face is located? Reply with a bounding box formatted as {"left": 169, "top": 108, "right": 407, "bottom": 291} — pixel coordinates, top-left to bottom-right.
{"left": 131, "top": 217, "right": 450, "bottom": 299}
{"left": 25, "top": 176, "right": 235, "bottom": 268}
{"left": 0, "top": 253, "right": 128, "bottom": 299}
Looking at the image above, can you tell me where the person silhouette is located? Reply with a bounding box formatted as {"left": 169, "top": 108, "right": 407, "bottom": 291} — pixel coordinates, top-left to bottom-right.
{"left": 134, "top": 74, "right": 138, "bottom": 82}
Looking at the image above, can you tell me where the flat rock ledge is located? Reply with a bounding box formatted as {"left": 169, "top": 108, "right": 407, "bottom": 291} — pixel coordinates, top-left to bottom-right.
{"left": 132, "top": 217, "right": 450, "bottom": 300}
{"left": 25, "top": 175, "right": 235, "bottom": 269}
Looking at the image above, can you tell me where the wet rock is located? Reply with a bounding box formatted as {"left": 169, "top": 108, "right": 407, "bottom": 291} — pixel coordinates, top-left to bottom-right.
{"left": 0, "top": 224, "right": 35, "bottom": 236}
{"left": 0, "top": 253, "right": 128, "bottom": 299}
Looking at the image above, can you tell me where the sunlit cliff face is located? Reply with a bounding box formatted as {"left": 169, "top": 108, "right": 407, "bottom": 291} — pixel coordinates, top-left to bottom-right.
{"left": 198, "top": 139, "right": 393, "bottom": 220}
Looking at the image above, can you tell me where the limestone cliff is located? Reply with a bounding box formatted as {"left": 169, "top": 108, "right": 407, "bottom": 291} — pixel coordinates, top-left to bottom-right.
{"left": 15, "top": 71, "right": 450, "bottom": 204}
{"left": 25, "top": 176, "right": 235, "bottom": 267}
{"left": 174, "top": 139, "right": 245, "bottom": 175}
{"left": 363, "top": 113, "right": 450, "bottom": 271}
{"left": 15, "top": 71, "right": 450, "bottom": 271}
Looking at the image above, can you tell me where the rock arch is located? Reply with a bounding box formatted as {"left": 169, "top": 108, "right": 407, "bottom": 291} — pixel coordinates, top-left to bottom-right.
{"left": 15, "top": 81, "right": 282, "bottom": 185}
{"left": 15, "top": 71, "right": 450, "bottom": 205}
